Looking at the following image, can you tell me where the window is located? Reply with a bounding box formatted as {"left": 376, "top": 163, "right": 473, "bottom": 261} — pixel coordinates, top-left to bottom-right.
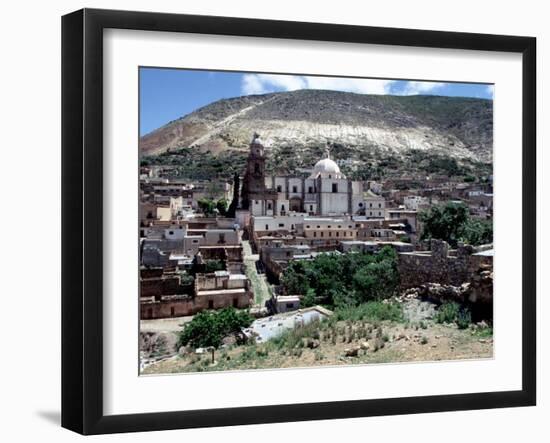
{"left": 309, "top": 205, "right": 313, "bottom": 211}
{"left": 329, "top": 232, "right": 332, "bottom": 237}
{"left": 379, "top": 212, "right": 382, "bottom": 216}
{"left": 218, "top": 233, "right": 226, "bottom": 244}
{"left": 276, "top": 185, "right": 282, "bottom": 192}
{"left": 278, "top": 223, "right": 284, "bottom": 228}
{"left": 291, "top": 224, "right": 295, "bottom": 230}
{"left": 286, "top": 303, "right": 294, "bottom": 309}
{"left": 321, "top": 232, "right": 324, "bottom": 237}
{"left": 169, "top": 231, "right": 174, "bottom": 235}
{"left": 265, "top": 224, "right": 269, "bottom": 230}
{"left": 208, "top": 300, "right": 214, "bottom": 309}
{"left": 332, "top": 183, "right": 338, "bottom": 193}
{"left": 286, "top": 251, "right": 291, "bottom": 257}
{"left": 170, "top": 307, "right": 175, "bottom": 316}
{"left": 359, "top": 202, "right": 363, "bottom": 207}
{"left": 192, "top": 239, "right": 199, "bottom": 244}
{"left": 267, "top": 202, "right": 272, "bottom": 210}
{"left": 292, "top": 185, "right": 298, "bottom": 193}
{"left": 281, "top": 204, "right": 285, "bottom": 211}
{"left": 308, "top": 186, "right": 313, "bottom": 194}
{"left": 379, "top": 203, "right": 382, "bottom": 208}
{"left": 328, "top": 225, "right": 331, "bottom": 229}
{"left": 233, "top": 298, "right": 239, "bottom": 308}
{"left": 254, "top": 163, "right": 260, "bottom": 173}
{"left": 313, "top": 232, "right": 317, "bottom": 237}
{"left": 306, "top": 225, "right": 310, "bottom": 229}
{"left": 336, "top": 232, "right": 339, "bottom": 237}
{"left": 369, "top": 203, "right": 373, "bottom": 208}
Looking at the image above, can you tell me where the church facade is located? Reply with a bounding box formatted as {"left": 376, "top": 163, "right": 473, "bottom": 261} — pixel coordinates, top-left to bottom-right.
{"left": 241, "top": 133, "right": 370, "bottom": 217}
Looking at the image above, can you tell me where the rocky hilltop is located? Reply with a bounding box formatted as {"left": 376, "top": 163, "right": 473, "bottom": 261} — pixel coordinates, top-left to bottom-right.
{"left": 140, "top": 90, "right": 493, "bottom": 180}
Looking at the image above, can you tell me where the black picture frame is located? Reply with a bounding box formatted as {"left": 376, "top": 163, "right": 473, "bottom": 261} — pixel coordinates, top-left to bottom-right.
{"left": 61, "top": 8, "right": 537, "bottom": 435}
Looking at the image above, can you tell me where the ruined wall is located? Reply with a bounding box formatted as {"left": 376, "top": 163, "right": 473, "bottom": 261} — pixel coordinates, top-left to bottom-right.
{"left": 398, "top": 240, "right": 492, "bottom": 289}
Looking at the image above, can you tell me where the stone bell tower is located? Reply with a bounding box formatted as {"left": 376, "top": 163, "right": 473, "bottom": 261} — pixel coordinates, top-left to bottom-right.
{"left": 241, "top": 132, "right": 269, "bottom": 210}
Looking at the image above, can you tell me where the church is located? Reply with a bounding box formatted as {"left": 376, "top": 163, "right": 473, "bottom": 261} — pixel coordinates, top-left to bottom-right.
{"left": 241, "top": 133, "right": 372, "bottom": 217}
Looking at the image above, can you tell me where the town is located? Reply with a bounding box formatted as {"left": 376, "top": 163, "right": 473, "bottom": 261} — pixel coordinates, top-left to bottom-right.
{"left": 139, "top": 132, "right": 493, "bottom": 373}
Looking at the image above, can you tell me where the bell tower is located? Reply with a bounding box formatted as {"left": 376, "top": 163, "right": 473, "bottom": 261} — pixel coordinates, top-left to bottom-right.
{"left": 241, "top": 132, "right": 269, "bottom": 209}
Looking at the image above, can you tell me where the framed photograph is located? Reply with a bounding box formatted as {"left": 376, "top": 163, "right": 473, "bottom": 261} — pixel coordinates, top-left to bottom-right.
{"left": 62, "top": 8, "right": 536, "bottom": 435}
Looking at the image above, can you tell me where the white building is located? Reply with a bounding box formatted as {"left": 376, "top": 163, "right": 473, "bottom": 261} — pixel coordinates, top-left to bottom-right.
{"left": 241, "top": 134, "right": 374, "bottom": 217}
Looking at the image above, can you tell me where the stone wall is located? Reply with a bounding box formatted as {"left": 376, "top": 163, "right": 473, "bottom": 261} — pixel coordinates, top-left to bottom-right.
{"left": 398, "top": 239, "right": 492, "bottom": 290}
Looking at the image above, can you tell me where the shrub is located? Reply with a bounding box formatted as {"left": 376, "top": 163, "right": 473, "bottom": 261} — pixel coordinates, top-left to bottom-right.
{"left": 436, "top": 302, "right": 472, "bottom": 329}
{"left": 436, "top": 302, "right": 461, "bottom": 324}
{"left": 456, "top": 309, "right": 472, "bottom": 329}
{"left": 420, "top": 336, "right": 429, "bottom": 345}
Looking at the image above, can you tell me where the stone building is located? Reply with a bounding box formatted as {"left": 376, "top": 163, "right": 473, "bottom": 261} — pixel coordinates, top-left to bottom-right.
{"left": 241, "top": 133, "right": 371, "bottom": 217}
{"left": 140, "top": 269, "right": 253, "bottom": 319}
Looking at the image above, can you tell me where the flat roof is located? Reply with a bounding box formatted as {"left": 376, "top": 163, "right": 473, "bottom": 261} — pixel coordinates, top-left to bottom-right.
{"left": 196, "top": 288, "right": 246, "bottom": 296}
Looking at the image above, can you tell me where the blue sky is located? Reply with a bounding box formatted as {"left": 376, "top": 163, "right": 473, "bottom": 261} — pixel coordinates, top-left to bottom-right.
{"left": 140, "top": 68, "right": 494, "bottom": 136}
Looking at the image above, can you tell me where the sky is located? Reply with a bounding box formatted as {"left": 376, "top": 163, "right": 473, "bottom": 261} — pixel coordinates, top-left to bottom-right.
{"left": 139, "top": 68, "right": 494, "bottom": 136}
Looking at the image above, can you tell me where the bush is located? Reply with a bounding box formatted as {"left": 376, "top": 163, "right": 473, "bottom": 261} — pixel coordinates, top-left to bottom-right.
{"left": 456, "top": 309, "right": 472, "bottom": 329}
{"left": 436, "top": 302, "right": 472, "bottom": 329}
{"left": 436, "top": 302, "right": 461, "bottom": 324}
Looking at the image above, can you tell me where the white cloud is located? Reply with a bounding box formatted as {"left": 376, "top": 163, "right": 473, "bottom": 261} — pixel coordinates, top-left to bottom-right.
{"left": 241, "top": 74, "right": 394, "bottom": 95}
{"left": 398, "top": 81, "right": 446, "bottom": 95}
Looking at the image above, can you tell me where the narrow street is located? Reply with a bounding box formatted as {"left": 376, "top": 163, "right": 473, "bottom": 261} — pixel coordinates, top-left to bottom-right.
{"left": 241, "top": 239, "right": 271, "bottom": 308}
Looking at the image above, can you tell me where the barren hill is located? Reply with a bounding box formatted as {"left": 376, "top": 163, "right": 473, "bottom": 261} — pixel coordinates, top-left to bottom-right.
{"left": 139, "top": 90, "right": 492, "bottom": 180}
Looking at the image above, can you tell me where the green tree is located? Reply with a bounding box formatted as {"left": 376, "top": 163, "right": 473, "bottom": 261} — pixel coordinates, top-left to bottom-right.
{"left": 419, "top": 202, "right": 469, "bottom": 247}
{"left": 197, "top": 198, "right": 216, "bottom": 215}
{"left": 216, "top": 198, "right": 228, "bottom": 216}
{"left": 301, "top": 288, "right": 316, "bottom": 307}
{"left": 460, "top": 218, "right": 493, "bottom": 246}
{"left": 281, "top": 260, "right": 310, "bottom": 295}
{"left": 420, "top": 202, "right": 493, "bottom": 247}
{"left": 204, "top": 259, "right": 225, "bottom": 273}
{"left": 227, "top": 173, "right": 240, "bottom": 218}
{"left": 280, "top": 247, "right": 399, "bottom": 307}
{"left": 177, "top": 308, "right": 253, "bottom": 349}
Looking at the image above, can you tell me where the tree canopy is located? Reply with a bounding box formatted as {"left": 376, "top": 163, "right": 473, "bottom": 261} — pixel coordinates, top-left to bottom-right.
{"left": 177, "top": 307, "right": 253, "bottom": 349}
{"left": 419, "top": 202, "right": 492, "bottom": 247}
{"left": 280, "top": 247, "right": 399, "bottom": 308}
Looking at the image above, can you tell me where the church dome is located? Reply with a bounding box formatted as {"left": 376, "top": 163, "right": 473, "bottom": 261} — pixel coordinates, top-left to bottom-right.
{"left": 309, "top": 153, "right": 345, "bottom": 179}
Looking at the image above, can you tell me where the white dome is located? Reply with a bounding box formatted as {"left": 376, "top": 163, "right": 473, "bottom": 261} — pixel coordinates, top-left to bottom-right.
{"left": 310, "top": 157, "right": 345, "bottom": 179}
